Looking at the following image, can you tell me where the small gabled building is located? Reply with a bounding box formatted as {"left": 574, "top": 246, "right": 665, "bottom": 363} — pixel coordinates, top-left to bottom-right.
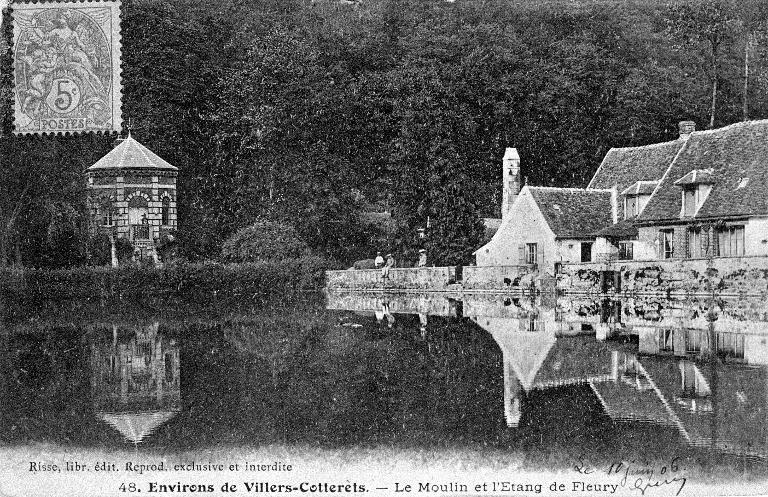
{"left": 475, "top": 148, "right": 614, "bottom": 274}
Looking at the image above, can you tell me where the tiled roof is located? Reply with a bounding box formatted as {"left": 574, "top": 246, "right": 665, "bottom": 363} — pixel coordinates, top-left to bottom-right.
{"left": 88, "top": 136, "right": 178, "bottom": 171}
{"left": 588, "top": 140, "right": 683, "bottom": 195}
{"left": 674, "top": 169, "right": 715, "bottom": 186}
{"left": 621, "top": 180, "right": 659, "bottom": 196}
{"left": 528, "top": 187, "right": 614, "bottom": 239}
{"left": 590, "top": 379, "right": 675, "bottom": 427}
{"left": 592, "top": 218, "right": 638, "bottom": 239}
{"left": 532, "top": 337, "right": 617, "bottom": 388}
{"left": 640, "top": 356, "right": 768, "bottom": 458}
{"left": 639, "top": 120, "right": 768, "bottom": 222}
{"left": 98, "top": 410, "right": 179, "bottom": 444}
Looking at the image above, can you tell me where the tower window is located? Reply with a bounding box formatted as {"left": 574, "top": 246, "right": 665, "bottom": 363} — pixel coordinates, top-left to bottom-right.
{"left": 102, "top": 201, "right": 114, "bottom": 226}
{"left": 162, "top": 197, "right": 170, "bottom": 225}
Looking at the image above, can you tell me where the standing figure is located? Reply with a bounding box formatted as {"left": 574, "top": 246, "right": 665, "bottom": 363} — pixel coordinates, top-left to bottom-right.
{"left": 381, "top": 253, "right": 395, "bottom": 279}
{"left": 374, "top": 251, "right": 384, "bottom": 269}
{"left": 417, "top": 249, "right": 427, "bottom": 268}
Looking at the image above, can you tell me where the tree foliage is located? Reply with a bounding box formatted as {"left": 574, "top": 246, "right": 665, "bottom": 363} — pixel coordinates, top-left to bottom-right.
{"left": 1, "top": 0, "right": 768, "bottom": 268}
{"left": 221, "top": 219, "right": 310, "bottom": 263}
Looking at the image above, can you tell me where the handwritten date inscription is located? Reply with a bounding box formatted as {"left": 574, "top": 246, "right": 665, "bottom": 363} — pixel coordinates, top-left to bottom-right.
{"left": 574, "top": 455, "right": 687, "bottom": 496}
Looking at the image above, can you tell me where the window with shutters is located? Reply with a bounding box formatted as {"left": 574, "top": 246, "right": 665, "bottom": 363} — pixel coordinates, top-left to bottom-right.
{"left": 716, "top": 225, "right": 745, "bottom": 257}
{"left": 525, "top": 243, "right": 537, "bottom": 265}
{"left": 659, "top": 230, "right": 674, "bottom": 259}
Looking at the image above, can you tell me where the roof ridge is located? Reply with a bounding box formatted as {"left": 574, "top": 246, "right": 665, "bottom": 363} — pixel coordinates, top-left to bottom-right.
{"left": 529, "top": 186, "right": 611, "bottom": 193}
{"left": 608, "top": 139, "right": 683, "bottom": 152}
{"left": 586, "top": 149, "right": 614, "bottom": 189}
{"left": 638, "top": 135, "right": 690, "bottom": 220}
{"left": 118, "top": 138, "right": 129, "bottom": 169}
{"left": 689, "top": 118, "right": 768, "bottom": 136}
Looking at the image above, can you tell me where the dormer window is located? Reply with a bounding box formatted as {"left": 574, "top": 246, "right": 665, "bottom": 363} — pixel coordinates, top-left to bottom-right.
{"left": 675, "top": 169, "right": 714, "bottom": 218}
{"left": 621, "top": 181, "right": 658, "bottom": 219}
{"left": 682, "top": 186, "right": 698, "bottom": 217}
{"left": 624, "top": 195, "right": 638, "bottom": 219}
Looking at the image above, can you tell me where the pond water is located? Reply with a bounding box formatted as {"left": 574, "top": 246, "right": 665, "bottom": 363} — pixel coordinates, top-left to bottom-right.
{"left": 2, "top": 291, "right": 767, "bottom": 492}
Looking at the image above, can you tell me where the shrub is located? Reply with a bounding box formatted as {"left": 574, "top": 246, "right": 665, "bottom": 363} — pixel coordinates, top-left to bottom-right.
{"left": 221, "top": 219, "right": 310, "bottom": 263}
{"left": 0, "top": 257, "right": 332, "bottom": 311}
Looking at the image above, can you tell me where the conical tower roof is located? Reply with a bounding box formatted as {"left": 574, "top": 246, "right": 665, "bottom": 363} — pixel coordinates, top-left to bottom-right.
{"left": 97, "top": 410, "right": 179, "bottom": 444}
{"left": 87, "top": 136, "right": 178, "bottom": 172}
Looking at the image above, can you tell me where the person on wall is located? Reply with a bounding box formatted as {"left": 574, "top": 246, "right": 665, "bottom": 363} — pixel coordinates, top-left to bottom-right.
{"left": 381, "top": 253, "right": 395, "bottom": 279}
{"left": 417, "top": 248, "right": 427, "bottom": 268}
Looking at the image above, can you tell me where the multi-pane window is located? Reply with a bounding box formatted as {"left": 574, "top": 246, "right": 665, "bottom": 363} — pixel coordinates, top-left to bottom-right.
{"left": 716, "top": 225, "right": 745, "bottom": 257}
{"left": 618, "top": 241, "right": 633, "bottom": 261}
{"left": 687, "top": 228, "right": 703, "bottom": 258}
{"left": 659, "top": 230, "right": 674, "bottom": 259}
{"left": 717, "top": 333, "right": 745, "bottom": 359}
{"left": 685, "top": 329, "right": 706, "bottom": 353}
{"left": 101, "top": 202, "right": 113, "bottom": 226}
{"left": 525, "top": 243, "right": 538, "bottom": 265}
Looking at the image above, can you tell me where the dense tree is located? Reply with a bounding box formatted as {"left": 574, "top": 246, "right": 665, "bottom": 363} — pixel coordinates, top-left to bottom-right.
{"left": 664, "top": 0, "right": 739, "bottom": 129}
{"left": 2, "top": 0, "right": 768, "bottom": 268}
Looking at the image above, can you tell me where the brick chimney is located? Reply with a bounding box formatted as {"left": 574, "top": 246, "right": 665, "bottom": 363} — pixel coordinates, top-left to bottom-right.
{"left": 502, "top": 148, "right": 520, "bottom": 220}
{"left": 679, "top": 121, "right": 696, "bottom": 140}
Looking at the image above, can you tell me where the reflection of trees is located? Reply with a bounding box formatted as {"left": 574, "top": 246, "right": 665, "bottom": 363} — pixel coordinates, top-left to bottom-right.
{"left": 1, "top": 326, "right": 106, "bottom": 444}
{"left": 213, "top": 307, "right": 503, "bottom": 447}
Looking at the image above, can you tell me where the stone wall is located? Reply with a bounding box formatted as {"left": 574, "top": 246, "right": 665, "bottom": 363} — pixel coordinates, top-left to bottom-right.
{"left": 559, "top": 256, "right": 768, "bottom": 297}
{"left": 326, "top": 267, "right": 458, "bottom": 291}
{"left": 462, "top": 265, "right": 532, "bottom": 290}
{"left": 326, "top": 291, "right": 457, "bottom": 316}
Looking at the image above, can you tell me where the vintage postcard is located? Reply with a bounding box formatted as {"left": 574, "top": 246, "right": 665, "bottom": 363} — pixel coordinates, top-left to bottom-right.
{"left": 11, "top": 0, "right": 122, "bottom": 134}
{"left": 1, "top": 1, "right": 767, "bottom": 497}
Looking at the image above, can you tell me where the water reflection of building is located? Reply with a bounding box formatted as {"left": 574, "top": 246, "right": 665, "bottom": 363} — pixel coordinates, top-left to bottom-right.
{"left": 472, "top": 318, "right": 621, "bottom": 427}
{"left": 325, "top": 291, "right": 768, "bottom": 459}
{"left": 91, "top": 322, "right": 180, "bottom": 444}
{"left": 326, "top": 291, "right": 459, "bottom": 317}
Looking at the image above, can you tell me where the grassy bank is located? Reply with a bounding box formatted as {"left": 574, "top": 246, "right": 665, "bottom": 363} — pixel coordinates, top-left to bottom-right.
{"left": 0, "top": 257, "right": 333, "bottom": 310}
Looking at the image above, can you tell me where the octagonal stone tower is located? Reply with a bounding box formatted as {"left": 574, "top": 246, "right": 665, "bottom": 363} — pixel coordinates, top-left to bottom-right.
{"left": 85, "top": 136, "right": 178, "bottom": 265}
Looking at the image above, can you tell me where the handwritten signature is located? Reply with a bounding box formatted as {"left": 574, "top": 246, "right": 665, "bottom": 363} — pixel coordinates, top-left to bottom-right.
{"left": 574, "top": 455, "right": 687, "bottom": 496}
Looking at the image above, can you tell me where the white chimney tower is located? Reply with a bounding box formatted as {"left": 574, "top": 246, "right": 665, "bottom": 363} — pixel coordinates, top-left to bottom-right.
{"left": 502, "top": 148, "right": 521, "bottom": 220}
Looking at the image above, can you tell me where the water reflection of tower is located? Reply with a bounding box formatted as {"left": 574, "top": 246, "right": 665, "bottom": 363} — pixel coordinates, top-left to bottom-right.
{"left": 91, "top": 322, "right": 180, "bottom": 444}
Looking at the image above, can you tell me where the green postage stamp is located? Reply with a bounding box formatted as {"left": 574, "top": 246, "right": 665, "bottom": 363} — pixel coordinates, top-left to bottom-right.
{"left": 12, "top": 0, "right": 122, "bottom": 135}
